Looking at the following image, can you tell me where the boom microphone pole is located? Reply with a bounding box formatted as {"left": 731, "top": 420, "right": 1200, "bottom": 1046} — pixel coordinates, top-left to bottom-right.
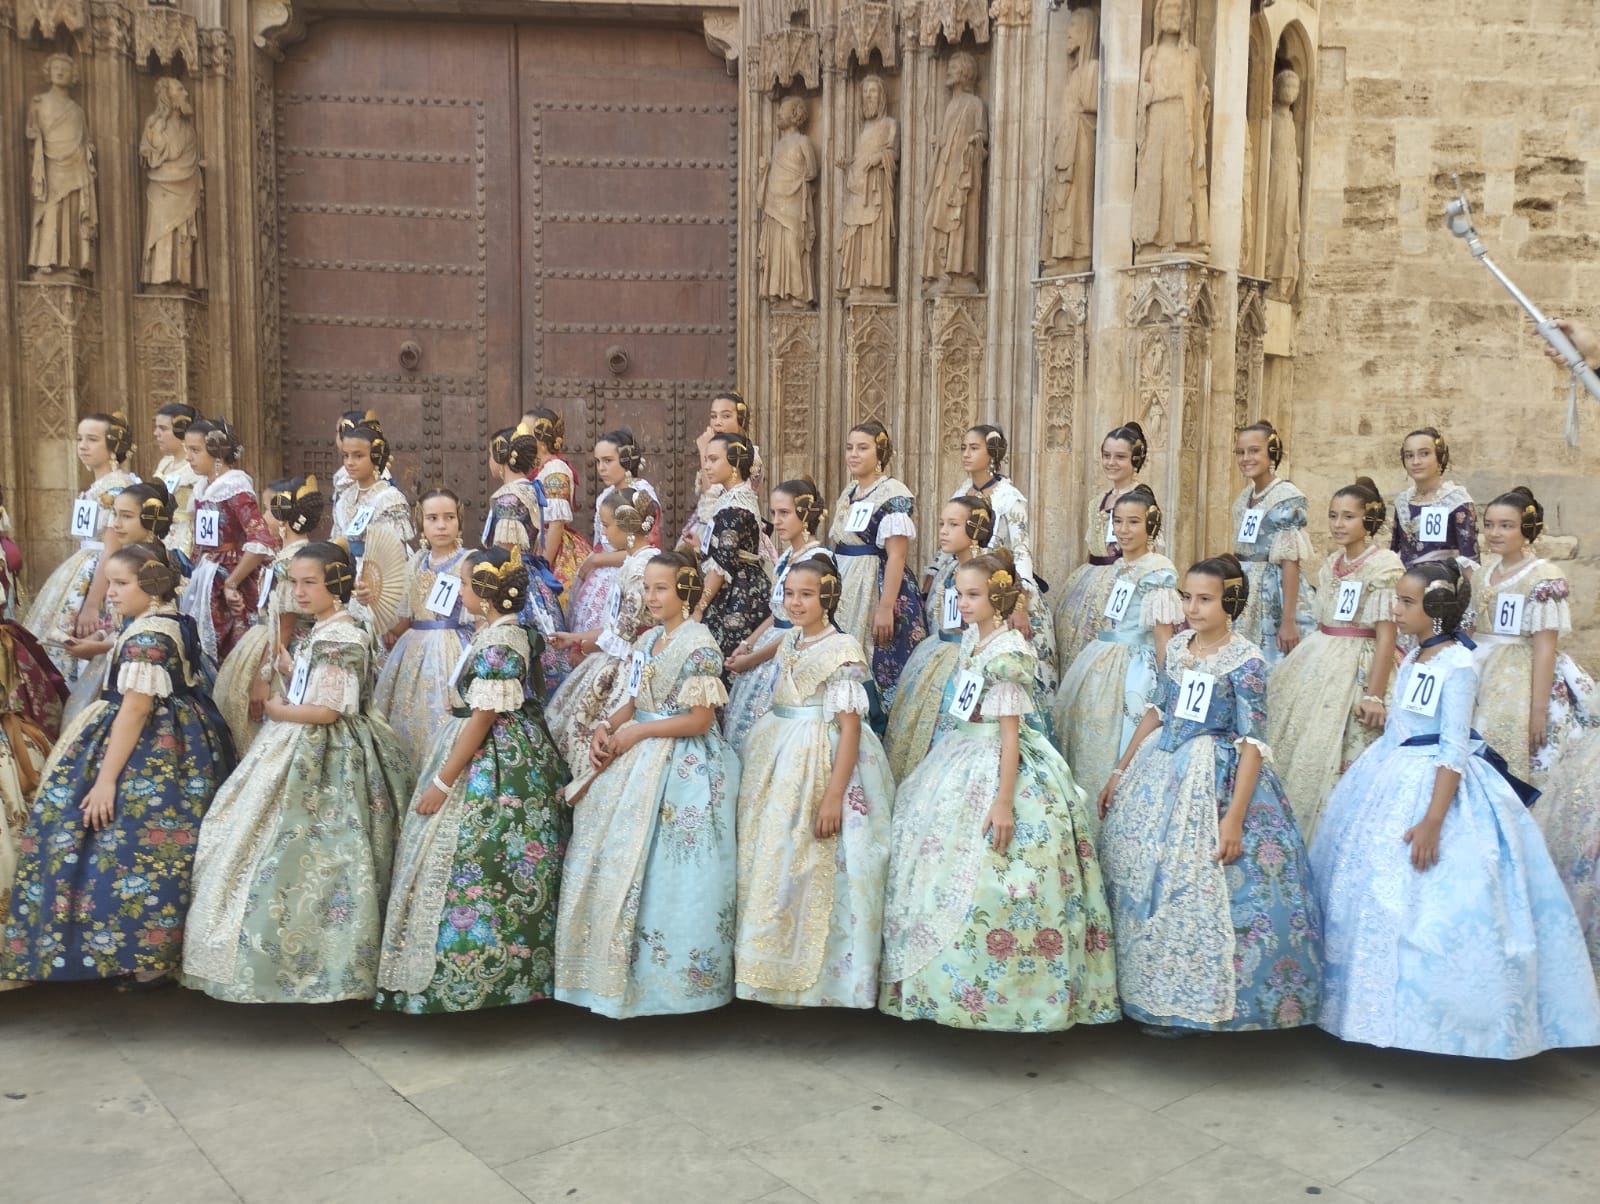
{"left": 1445, "top": 174, "right": 1600, "bottom": 446}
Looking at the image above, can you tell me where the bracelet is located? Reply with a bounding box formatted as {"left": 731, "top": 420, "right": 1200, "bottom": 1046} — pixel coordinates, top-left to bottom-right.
{"left": 1361, "top": 694, "right": 1386, "bottom": 706}
{"left": 1110, "top": 768, "right": 1125, "bottom": 778}
{"left": 432, "top": 774, "right": 453, "bottom": 793}
{"left": 597, "top": 718, "right": 613, "bottom": 733}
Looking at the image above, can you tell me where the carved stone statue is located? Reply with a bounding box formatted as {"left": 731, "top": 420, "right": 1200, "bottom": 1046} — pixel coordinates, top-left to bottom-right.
{"left": 838, "top": 74, "right": 899, "bottom": 298}
{"left": 1264, "top": 68, "right": 1303, "bottom": 302}
{"left": 1132, "top": 0, "right": 1211, "bottom": 263}
{"left": 141, "top": 77, "right": 206, "bottom": 290}
{"left": 921, "top": 51, "right": 988, "bottom": 289}
{"left": 1044, "top": 6, "right": 1099, "bottom": 273}
{"left": 757, "top": 95, "right": 819, "bottom": 307}
{"left": 26, "top": 53, "right": 97, "bottom": 277}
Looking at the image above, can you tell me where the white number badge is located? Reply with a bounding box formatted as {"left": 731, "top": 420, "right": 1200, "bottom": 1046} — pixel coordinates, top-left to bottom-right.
{"left": 845, "top": 500, "right": 874, "bottom": 534}
{"left": 626, "top": 650, "right": 647, "bottom": 697}
{"left": 426, "top": 571, "right": 462, "bottom": 618}
{"left": 447, "top": 643, "right": 474, "bottom": 693}
{"left": 605, "top": 586, "right": 623, "bottom": 629}
{"left": 257, "top": 565, "right": 275, "bottom": 614}
{"left": 941, "top": 585, "right": 961, "bottom": 631}
{"left": 1401, "top": 662, "right": 1442, "bottom": 718}
{"left": 947, "top": 668, "right": 984, "bottom": 720}
{"left": 1493, "top": 592, "right": 1525, "bottom": 635}
{"left": 480, "top": 509, "right": 495, "bottom": 548}
{"left": 1104, "top": 578, "right": 1136, "bottom": 623}
{"left": 769, "top": 571, "right": 786, "bottom": 613}
{"left": 1236, "top": 508, "right": 1265, "bottom": 545}
{"left": 1419, "top": 505, "right": 1450, "bottom": 543}
{"left": 345, "top": 505, "right": 374, "bottom": 538}
{"left": 70, "top": 498, "right": 99, "bottom": 540}
{"left": 162, "top": 473, "right": 182, "bottom": 497}
{"left": 285, "top": 656, "right": 311, "bottom": 705}
{"left": 1174, "top": 669, "right": 1216, "bottom": 723}
{"left": 1105, "top": 510, "right": 1117, "bottom": 547}
{"left": 1333, "top": 580, "right": 1363, "bottom": 624}
{"left": 194, "top": 507, "right": 220, "bottom": 549}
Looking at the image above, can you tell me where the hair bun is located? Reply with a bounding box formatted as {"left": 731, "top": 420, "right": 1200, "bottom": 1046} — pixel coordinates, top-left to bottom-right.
{"left": 1353, "top": 475, "right": 1377, "bottom": 491}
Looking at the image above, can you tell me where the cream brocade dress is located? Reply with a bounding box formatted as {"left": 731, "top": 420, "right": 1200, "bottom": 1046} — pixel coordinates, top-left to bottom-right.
{"left": 372, "top": 546, "right": 475, "bottom": 772}
{"left": 1053, "top": 486, "right": 1148, "bottom": 675}
{"left": 154, "top": 453, "right": 201, "bottom": 563}
{"left": 1468, "top": 554, "right": 1596, "bottom": 787}
{"left": 1266, "top": 547, "right": 1402, "bottom": 841}
{"left": 182, "top": 611, "right": 414, "bottom": 1003}
{"left": 734, "top": 629, "right": 894, "bottom": 1008}
{"left": 1054, "top": 552, "right": 1182, "bottom": 831}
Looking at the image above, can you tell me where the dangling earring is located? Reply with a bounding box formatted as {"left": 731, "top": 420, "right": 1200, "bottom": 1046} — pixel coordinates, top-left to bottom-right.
{"left": 681, "top": 602, "right": 691, "bottom": 620}
{"left": 1432, "top": 615, "right": 1443, "bottom": 636}
{"left": 626, "top": 533, "right": 636, "bottom": 550}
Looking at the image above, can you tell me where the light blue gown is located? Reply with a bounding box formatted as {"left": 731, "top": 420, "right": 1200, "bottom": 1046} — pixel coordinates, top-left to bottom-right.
{"left": 1312, "top": 641, "right": 1600, "bottom": 1058}
{"left": 1231, "top": 480, "right": 1315, "bottom": 672}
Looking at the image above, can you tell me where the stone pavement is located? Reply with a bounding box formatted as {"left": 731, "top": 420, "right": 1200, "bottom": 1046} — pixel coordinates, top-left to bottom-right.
{"left": 3, "top": 983, "right": 1598, "bottom": 1204}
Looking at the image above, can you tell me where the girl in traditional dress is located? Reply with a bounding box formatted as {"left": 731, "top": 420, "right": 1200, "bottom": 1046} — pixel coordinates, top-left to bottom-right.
{"left": 178, "top": 418, "right": 275, "bottom": 664}
{"left": 546, "top": 487, "right": 659, "bottom": 779}
{"left": 723, "top": 479, "right": 833, "bottom": 754}
{"left": 1097, "top": 554, "right": 1322, "bottom": 1035}
{"left": 59, "top": 481, "right": 183, "bottom": 728}
{"left": 151, "top": 403, "right": 200, "bottom": 565}
{"left": 26, "top": 411, "right": 139, "bottom": 682}
{"left": 3, "top": 542, "right": 233, "bottom": 989}
{"left": 829, "top": 422, "right": 926, "bottom": 718}
{"left": 1391, "top": 426, "right": 1478, "bottom": 570}
{"left": 1054, "top": 486, "right": 1181, "bottom": 830}
{"left": 885, "top": 495, "right": 993, "bottom": 782}
{"left": 1312, "top": 560, "right": 1600, "bottom": 1057}
{"left": 376, "top": 546, "right": 569, "bottom": 1014}
{"left": 679, "top": 390, "right": 770, "bottom": 555}
{"left": 735, "top": 558, "right": 894, "bottom": 1008}
{"left": 1535, "top": 723, "right": 1600, "bottom": 984}
{"left": 331, "top": 408, "right": 386, "bottom": 495}
{"left": 372, "top": 489, "right": 473, "bottom": 771}
{"left": 1467, "top": 486, "right": 1595, "bottom": 787}
{"left": 214, "top": 476, "right": 323, "bottom": 754}
{"left": 555, "top": 553, "right": 739, "bottom": 1018}
{"left": 926, "top": 425, "right": 1058, "bottom": 715}
{"left": 183, "top": 542, "right": 413, "bottom": 1004}
{"left": 568, "top": 429, "right": 661, "bottom": 635}
{"left": 1230, "top": 421, "right": 1315, "bottom": 672}
{"left": 1267, "top": 479, "right": 1403, "bottom": 840}
{"left": 486, "top": 425, "right": 569, "bottom": 696}
{"left": 1054, "top": 422, "right": 1150, "bottom": 673}
{"left": 521, "top": 407, "right": 592, "bottom": 602}
{"left": 693, "top": 433, "right": 772, "bottom": 666}
{"left": 332, "top": 423, "right": 414, "bottom": 550}
{"left": 882, "top": 552, "right": 1119, "bottom": 1031}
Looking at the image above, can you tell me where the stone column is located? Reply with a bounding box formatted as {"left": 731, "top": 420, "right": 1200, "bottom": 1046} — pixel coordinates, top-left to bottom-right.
{"left": 85, "top": 1, "right": 136, "bottom": 415}
{"left": 19, "top": 281, "right": 104, "bottom": 576}
{"left": 0, "top": 0, "right": 24, "bottom": 559}
{"left": 1031, "top": 274, "right": 1089, "bottom": 590}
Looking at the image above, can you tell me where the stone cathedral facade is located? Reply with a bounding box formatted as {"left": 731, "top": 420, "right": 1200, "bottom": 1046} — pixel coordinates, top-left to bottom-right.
{"left": 3, "top": 0, "right": 1598, "bottom": 654}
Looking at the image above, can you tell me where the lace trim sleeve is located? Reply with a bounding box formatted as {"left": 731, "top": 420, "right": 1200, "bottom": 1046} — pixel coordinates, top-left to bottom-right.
{"left": 876, "top": 512, "right": 916, "bottom": 545}
{"left": 822, "top": 675, "right": 871, "bottom": 721}
{"left": 464, "top": 677, "right": 525, "bottom": 713}
{"left": 983, "top": 680, "right": 1034, "bottom": 717}
{"left": 303, "top": 662, "right": 362, "bottom": 713}
{"left": 117, "top": 659, "right": 173, "bottom": 698}
{"left": 676, "top": 673, "right": 728, "bottom": 709}
{"left": 1267, "top": 524, "right": 1313, "bottom": 566}
{"left": 1141, "top": 587, "right": 1185, "bottom": 628}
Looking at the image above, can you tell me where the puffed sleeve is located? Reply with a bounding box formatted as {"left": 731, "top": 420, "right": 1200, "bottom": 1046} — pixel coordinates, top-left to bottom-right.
{"left": 235, "top": 492, "right": 278, "bottom": 558}
{"left": 1434, "top": 658, "right": 1478, "bottom": 775}
{"left": 302, "top": 638, "right": 366, "bottom": 713}
{"left": 116, "top": 631, "right": 175, "bottom": 698}
{"left": 492, "top": 493, "right": 533, "bottom": 549}
{"left": 540, "top": 466, "right": 575, "bottom": 524}
{"left": 598, "top": 569, "right": 648, "bottom": 658}
{"left": 702, "top": 505, "right": 759, "bottom": 580}
{"left": 675, "top": 644, "right": 729, "bottom": 709}
{"left": 1231, "top": 656, "right": 1274, "bottom": 761}
{"left": 822, "top": 661, "right": 872, "bottom": 722}
{"left": 982, "top": 650, "right": 1035, "bottom": 717}
{"left": 876, "top": 494, "right": 916, "bottom": 546}
{"left": 1527, "top": 573, "right": 1573, "bottom": 635}
{"left": 1139, "top": 569, "right": 1184, "bottom": 628}
{"left": 464, "top": 640, "right": 529, "bottom": 713}
{"left": 1452, "top": 502, "right": 1479, "bottom": 565}
{"left": 378, "top": 493, "right": 415, "bottom": 545}
{"left": 1266, "top": 496, "right": 1313, "bottom": 565}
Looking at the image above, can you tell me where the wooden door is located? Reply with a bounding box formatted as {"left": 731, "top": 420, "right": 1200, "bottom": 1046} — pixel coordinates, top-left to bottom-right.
{"left": 273, "top": 18, "right": 737, "bottom": 539}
